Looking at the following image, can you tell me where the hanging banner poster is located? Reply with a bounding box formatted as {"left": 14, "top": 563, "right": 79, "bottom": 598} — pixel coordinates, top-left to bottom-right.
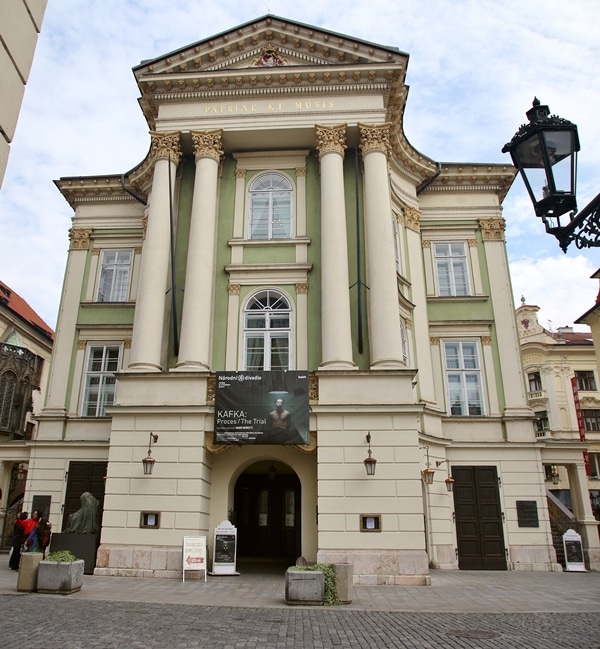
{"left": 214, "top": 371, "right": 309, "bottom": 445}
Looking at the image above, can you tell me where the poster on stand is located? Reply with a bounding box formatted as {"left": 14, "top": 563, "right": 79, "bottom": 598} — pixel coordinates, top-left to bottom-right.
{"left": 215, "top": 371, "right": 309, "bottom": 445}
{"left": 211, "top": 520, "right": 238, "bottom": 575}
{"left": 182, "top": 536, "right": 207, "bottom": 582}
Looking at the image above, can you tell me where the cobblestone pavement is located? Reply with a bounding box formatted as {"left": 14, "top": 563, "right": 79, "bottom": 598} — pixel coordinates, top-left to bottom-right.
{"left": 1, "top": 554, "right": 600, "bottom": 648}
{"left": 0, "top": 597, "right": 599, "bottom": 648}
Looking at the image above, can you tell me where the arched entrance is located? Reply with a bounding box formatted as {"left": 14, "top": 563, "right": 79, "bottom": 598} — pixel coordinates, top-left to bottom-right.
{"left": 233, "top": 460, "right": 301, "bottom": 564}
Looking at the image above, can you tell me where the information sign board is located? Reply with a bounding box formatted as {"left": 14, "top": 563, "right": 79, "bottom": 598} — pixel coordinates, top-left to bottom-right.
{"left": 212, "top": 520, "right": 238, "bottom": 575}
{"left": 563, "top": 529, "right": 586, "bottom": 572}
{"left": 182, "top": 536, "right": 207, "bottom": 582}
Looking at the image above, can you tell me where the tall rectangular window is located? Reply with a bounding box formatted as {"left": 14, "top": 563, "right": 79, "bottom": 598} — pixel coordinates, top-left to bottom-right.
{"left": 82, "top": 345, "right": 121, "bottom": 417}
{"left": 97, "top": 250, "right": 132, "bottom": 302}
{"left": 575, "top": 370, "right": 597, "bottom": 391}
{"left": 444, "top": 341, "right": 484, "bottom": 416}
{"left": 434, "top": 243, "right": 470, "bottom": 296}
{"left": 583, "top": 409, "right": 600, "bottom": 433}
{"left": 528, "top": 372, "right": 542, "bottom": 392}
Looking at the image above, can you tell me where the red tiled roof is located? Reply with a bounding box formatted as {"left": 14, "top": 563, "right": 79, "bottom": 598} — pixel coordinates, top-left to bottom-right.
{"left": 0, "top": 281, "right": 54, "bottom": 340}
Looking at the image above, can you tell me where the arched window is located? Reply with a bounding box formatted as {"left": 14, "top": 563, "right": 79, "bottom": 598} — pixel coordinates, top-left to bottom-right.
{"left": 248, "top": 173, "right": 292, "bottom": 240}
{"left": 243, "top": 290, "right": 291, "bottom": 370}
{"left": 0, "top": 370, "right": 17, "bottom": 430}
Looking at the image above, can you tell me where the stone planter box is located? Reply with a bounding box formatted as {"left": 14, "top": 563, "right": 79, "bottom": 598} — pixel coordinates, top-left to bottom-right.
{"left": 37, "top": 559, "right": 85, "bottom": 595}
{"left": 285, "top": 568, "right": 324, "bottom": 605}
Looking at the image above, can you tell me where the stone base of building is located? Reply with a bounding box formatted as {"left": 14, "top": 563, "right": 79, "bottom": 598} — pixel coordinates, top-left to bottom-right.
{"left": 95, "top": 544, "right": 193, "bottom": 579}
{"left": 584, "top": 547, "right": 600, "bottom": 572}
{"left": 508, "top": 545, "right": 563, "bottom": 572}
{"left": 316, "top": 549, "right": 430, "bottom": 586}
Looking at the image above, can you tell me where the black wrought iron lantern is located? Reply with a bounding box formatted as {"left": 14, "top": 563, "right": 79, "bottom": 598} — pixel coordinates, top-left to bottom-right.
{"left": 363, "top": 433, "right": 377, "bottom": 476}
{"left": 142, "top": 433, "right": 159, "bottom": 475}
{"left": 503, "top": 98, "right": 579, "bottom": 222}
{"left": 503, "top": 99, "right": 600, "bottom": 251}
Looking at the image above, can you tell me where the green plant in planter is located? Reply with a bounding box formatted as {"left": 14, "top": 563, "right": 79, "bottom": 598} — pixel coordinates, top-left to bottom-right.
{"left": 289, "top": 563, "right": 341, "bottom": 606}
{"left": 45, "top": 550, "right": 79, "bottom": 562}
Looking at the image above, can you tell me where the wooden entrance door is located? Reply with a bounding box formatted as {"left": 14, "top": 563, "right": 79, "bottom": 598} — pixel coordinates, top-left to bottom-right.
{"left": 234, "top": 466, "right": 300, "bottom": 562}
{"left": 452, "top": 465, "right": 507, "bottom": 570}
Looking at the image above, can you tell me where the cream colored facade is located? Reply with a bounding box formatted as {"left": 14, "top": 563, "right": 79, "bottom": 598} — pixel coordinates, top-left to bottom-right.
{"left": 17, "top": 16, "right": 600, "bottom": 582}
{"left": 0, "top": 0, "right": 47, "bottom": 188}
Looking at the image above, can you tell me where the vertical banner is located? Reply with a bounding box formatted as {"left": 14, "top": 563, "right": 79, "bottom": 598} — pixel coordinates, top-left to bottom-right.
{"left": 571, "top": 377, "right": 591, "bottom": 476}
{"left": 215, "top": 371, "right": 309, "bottom": 444}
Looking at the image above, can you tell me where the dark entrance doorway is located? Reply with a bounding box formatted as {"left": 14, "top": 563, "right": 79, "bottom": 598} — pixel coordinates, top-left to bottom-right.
{"left": 63, "top": 461, "right": 107, "bottom": 531}
{"left": 233, "top": 461, "right": 300, "bottom": 564}
{"left": 452, "top": 465, "right": 507, "bottom": 570}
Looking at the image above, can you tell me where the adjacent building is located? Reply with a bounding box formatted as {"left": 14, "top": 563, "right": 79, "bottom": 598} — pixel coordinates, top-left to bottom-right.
{"left": 21, "top": 16, "right": 600, "bottom": 582}
{"left": 0, "top": 280, "right": 53, "bottom": 546}
{"left": 0, "top": 0, "right": 47, "bottom": 188}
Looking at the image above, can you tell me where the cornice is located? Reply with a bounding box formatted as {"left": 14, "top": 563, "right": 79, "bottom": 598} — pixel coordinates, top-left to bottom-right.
{"left": 422, "top": 163, "right": 517, "bottom": 202}
{"left": 55, "top": 176, "right": 141, "bottom": 209}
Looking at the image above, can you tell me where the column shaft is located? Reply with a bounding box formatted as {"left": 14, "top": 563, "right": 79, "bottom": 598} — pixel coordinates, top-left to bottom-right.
{"left": 177, "top": 130, "right": 223, "bottom": 370}
{"left": 129, "top": 132, "right": 181, "bottom": 371}
{"left": 359, "top": 123, "right": 404, "bottom": 368}
{"left": 316, "top": 125, "right": 355, "bottom": 369}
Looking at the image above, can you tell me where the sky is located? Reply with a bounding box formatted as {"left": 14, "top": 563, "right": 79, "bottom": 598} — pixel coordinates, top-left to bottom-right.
{"left": 1, "top": 0, "right": 599, "bottom": 331}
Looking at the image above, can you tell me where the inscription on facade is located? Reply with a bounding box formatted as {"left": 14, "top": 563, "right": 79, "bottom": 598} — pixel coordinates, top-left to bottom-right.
{"left": 204, "top": 99, "right": 336, "bottom": 114}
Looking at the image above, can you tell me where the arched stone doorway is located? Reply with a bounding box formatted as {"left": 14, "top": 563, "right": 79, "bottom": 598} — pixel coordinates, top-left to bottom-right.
{"left": 233, "top": 460, "right": 301, "bottom": 564}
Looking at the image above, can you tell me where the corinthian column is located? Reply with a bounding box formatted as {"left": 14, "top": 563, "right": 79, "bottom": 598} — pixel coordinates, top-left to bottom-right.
{"left": 315, "top": 124, "right": 356, "bottom": 369}
{"left": 176, "top": 129, "right": 224, "bottom": 370}
{"left": 359, "top": 123, "right": 404, "bottom": 368}
{"left": 129, "top": 131, "right": 181, "bottom": 371}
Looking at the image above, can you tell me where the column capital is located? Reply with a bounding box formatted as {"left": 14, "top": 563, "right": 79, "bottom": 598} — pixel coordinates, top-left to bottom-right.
{"left": 191, "top": 129, "right": 224, "bottom": 162}
{"left": 68, "top": 228, "right": 92, "bottom": 250}
{"left": 479, "top": 217, "right": 506, "bottom": 241}
{"left": 149, "top": 131, "right": 182, "bottom": 165}
{"left": 358, "top": 122, "right": 392, "bottom": 156}
{"left": 315, "top": 124, "right": 347, "bottom": 157}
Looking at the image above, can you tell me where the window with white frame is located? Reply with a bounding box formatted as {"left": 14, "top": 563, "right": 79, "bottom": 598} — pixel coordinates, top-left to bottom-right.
{"left": 434, "top": 242, "right": 470, "bottom": 296}
{"left": 443, "top": 341, "right": 484, "bottom": 416}
{"left": 248, "top": 173, "right": 292, "bottom": 240}
{"left": 82, "top": 345, "right": 121, "bottom": 417}
{"left": 400, "top": 319, "right": 408, "bottom": 365}
{"left": 97, "top": 250, "right": 132, "bottom": 302}
{"left": 589, "top": 453, "right": 600, "bottom": 478}
{"left": 583, "top": 409, "right": 600, "bottom": 432}
{"left": 243, "top": 290, "right": 290, "bottom": 371}
{"left": 392, "top": 213, "right": 401, "bottom": 274}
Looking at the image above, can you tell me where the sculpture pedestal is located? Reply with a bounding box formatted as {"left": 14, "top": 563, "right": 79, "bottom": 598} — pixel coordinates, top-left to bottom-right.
{"left": 49, "top": 533, "right": 97, "bottom": 574}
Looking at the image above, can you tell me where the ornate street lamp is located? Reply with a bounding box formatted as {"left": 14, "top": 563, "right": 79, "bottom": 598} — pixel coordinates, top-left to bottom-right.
{"left": 363, "top": 433, "right": 377, "bottom": 476}
{"left": 142, "top": 433, "right": 159, "bottom": 475}
{"left": 503, "top": 98, "right": 600, "bottom": 251}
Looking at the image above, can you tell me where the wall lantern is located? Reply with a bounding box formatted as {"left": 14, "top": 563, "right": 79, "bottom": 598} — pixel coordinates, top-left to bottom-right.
{"left": 436, "top": 460, "right": 455, "bottom": 492}
{"left": 503, "top": 98, "right": 600, "bottom": 251}
{"left": 16, "top": 463, "right": 27, "bottom": 481}
{"left": 142, "top": 433, "right": 159, "bottom": 475}
{"left": 420, "top": 446, "right": 435, "bottom": 485}
{"left": 551, "top": 466, "right": 560, "bottom": 485}
{"left": 363, "top": 433, "right": 377, "bottom": 476}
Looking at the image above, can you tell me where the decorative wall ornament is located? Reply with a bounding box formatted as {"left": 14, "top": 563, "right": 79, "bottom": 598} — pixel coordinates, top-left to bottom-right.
{"left": 69, "top": 228, "right": 92, "bottom": 250}
{"left": 404, "top": 206, "right": 421, "bottom": 232}
{"left": 358, "top": 123, "right": 392, "bottom": 157}
{"left": 468, "top": 239, "right": 478, "bottom": 247}
{"left": 227, "top": 284, "right": 241, "bottom": 296}
{"left": 295, "top": 167, "right": 307, "bottom": 177}
{"left": 315, "top": 124, "right": 347, "bottom": 157}
{"left": 77, "top": 340, "right": 87, "bottom": 350}
{"left": 430, "top": 337, "right": 440, "bottom": 345}
{"left": 92, "top": 248, "right": 100, "bottom": 256}
{"left": 482, "top": 336, "right": 493, "bottom": 345}
{"left": 309, "top": 373, "right": 319, "bottom": 402}
{"left": 191, "top": 129, "right": 224, "bottom": 162}
{"left": 479, "top": 218, "right": 506, "bottom": 241}
{"left": 422, "top": 239, "right": 432, "bottom": 248}
{"left": 235, "top": 168, "right": 247, "bottom": 179}
{"left": 149, "top": 131, "right": 181, "bottom": 165}
{"left": 296, "top": 283, "right": 309, "bottom": 294}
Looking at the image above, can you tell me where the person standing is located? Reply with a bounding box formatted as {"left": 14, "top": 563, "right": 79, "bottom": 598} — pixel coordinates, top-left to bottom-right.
{"left": 8, "top": 512, "right": 27, "bottom": 570}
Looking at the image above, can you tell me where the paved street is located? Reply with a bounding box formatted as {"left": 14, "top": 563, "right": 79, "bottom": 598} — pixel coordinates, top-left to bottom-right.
{"left": 1, "top": 555, "right": 599, "bottom": 648}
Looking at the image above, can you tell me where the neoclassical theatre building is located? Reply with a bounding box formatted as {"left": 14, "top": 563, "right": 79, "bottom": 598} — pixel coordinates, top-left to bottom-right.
{"left": 27, "top": 15, "right": 599, "bottom": 581}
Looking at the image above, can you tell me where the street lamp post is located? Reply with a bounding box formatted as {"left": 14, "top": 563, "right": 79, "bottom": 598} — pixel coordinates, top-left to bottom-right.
{"left": 502, "top": 98, "right": 600, "bottom": 252}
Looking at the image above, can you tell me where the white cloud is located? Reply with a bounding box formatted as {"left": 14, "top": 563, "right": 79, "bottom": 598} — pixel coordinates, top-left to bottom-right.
{"left": 0, "top": 0, "right": 599, "bottom": 328}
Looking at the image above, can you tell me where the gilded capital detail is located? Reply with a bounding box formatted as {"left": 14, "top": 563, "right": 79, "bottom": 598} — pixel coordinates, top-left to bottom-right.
{"left": 296, "top": 283, "right": 309, "bottom": 294}
{"left": 149, "top": 131, "right": 182, "bottom": 165}
{"left": 430, "top": 337, "right": 440, "bottom": 346}
{"left": 404, "top": 206, "right": 421, "bottom": 232}
{"left": 235, "top": 168, "right": 247, "bottom": 179}
{"left": 191, "top": 129, "right": 224, "bottom": 162}
{"left": 358, "top": 122, "right": 392, "bottom": 156}
{"left": 315, "top": 124, "right": 347, "bottom": 157}
{"left": 479, "top": 218, "right": 506, "bottom": 241}
{"left": 296, "top": 167, "right": 307, "bottom": 177}
{"left": 228, "top": 284, "right": 241, "bottom": 296}
{"left": 69, "top": 228, "right": 92, "bottom": 250}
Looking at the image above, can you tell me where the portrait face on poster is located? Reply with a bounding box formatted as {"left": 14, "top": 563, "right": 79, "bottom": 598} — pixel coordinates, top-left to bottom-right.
{"left": 214, "top": 371, "right": 309, "bottom": 445}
